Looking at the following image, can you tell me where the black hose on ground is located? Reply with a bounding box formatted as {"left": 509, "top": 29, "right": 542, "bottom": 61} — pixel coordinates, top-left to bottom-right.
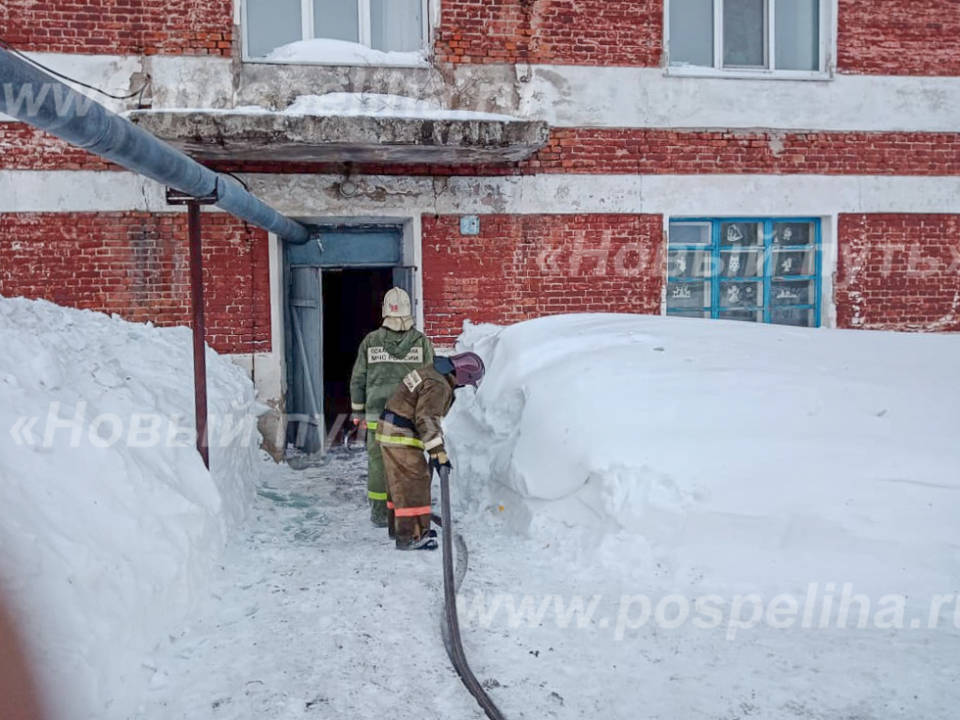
{"left": 434, "top": 466, "right": 507, "bottom": 720}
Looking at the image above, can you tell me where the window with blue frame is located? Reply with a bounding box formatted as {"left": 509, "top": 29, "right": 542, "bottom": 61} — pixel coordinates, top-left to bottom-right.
{"left": 666, "top": 218, "right": 822, "bottom": 328}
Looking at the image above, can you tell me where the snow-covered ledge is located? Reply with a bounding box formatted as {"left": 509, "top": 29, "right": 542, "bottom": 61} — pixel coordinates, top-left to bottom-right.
{"left": 127, "top": 93, "right": 549, "bottom": 165}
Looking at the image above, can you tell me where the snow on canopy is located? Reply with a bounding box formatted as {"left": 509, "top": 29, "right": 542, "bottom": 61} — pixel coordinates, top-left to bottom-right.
{"left": 446, "top": 314, "right": 960, "bottom": 601}
{"left": 140, "top": 92, "right": 518, "bottom": 122}
{"left": 0, "top": 297, "right": 263, "bottom": 720}
{"left": 282, "top": 92, "right": 517, "bottom": 122}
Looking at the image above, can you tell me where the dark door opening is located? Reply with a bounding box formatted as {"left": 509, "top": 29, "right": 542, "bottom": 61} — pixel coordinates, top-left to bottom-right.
{"left": 321, "top": 267, "right": 396, "bottom": 434}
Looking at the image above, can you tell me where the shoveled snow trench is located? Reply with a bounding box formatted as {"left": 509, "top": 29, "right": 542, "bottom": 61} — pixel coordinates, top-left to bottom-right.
{"left": 133, "top": 448, "right": 959, "bottom": 720}
{"left": 131, "top": 450, "right": 487, "bottom": 719}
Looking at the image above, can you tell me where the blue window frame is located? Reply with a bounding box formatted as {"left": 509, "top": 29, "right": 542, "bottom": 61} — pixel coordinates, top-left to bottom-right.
{"left": 667, "top": 218, "right": 822, "bottom": 328}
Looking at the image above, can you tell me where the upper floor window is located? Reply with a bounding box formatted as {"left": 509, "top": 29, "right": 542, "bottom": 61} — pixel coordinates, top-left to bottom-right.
{"left": 667, "top": 0, "right": 824, "bottom": 75}
{"left": 244, "top": 0, "right": 427, "bottom": 60}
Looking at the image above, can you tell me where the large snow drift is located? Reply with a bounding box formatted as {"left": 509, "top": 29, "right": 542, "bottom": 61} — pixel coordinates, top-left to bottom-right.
{"left": 0, "top": 297, "right": 262, "bottom": 719}
{"left": 447, "top": 315, "right": 960, "bottom": 602}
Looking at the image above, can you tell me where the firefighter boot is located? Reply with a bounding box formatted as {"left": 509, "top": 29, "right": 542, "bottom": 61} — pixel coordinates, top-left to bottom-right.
{"left": 370, "top": 500, "right": 389, "bottom": 528}
{"left": 396, "top": 529, "right": 438, "bottom": 551}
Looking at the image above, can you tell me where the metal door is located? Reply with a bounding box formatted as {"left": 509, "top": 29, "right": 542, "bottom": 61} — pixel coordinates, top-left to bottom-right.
{"left": 286, "top": 266, "right": 324, "bottom": 453}
{"left": 392, "top": 266, "right": 415, "bottom": 301}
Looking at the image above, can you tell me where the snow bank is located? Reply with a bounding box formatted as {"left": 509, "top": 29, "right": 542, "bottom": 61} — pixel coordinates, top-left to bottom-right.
{"left": 0, "top": 297, "right": 263, "bottom": 719}
{"left": 447, "top": 315, "right": 960, "bottom": 601}
{"left": 262, "top": 38, "right": 428, "bottom": 67}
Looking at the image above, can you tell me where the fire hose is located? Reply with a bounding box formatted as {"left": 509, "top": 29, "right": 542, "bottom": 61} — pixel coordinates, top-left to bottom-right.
{"left": 434, "top": 465, "right": 507, "bottom": 720}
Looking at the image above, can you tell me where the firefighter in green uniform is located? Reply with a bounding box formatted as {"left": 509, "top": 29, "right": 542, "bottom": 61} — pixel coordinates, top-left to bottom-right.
{"left": 350, "top": 288, "right": 434, "bottom": 527}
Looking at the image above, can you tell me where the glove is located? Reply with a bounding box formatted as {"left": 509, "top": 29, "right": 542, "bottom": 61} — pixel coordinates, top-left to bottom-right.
{"left": 429, "top": 450, "right": 452, "bottom": 473}
{"left": 349, "top": 414, "right": 365, "bottom": 439}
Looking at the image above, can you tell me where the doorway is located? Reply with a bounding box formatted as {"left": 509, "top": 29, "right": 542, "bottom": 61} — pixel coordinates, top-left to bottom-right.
{"left": 284, "top": 226, "right": 413, "bottom": 454}
{"left": 321, "top": 268, "right": 395, "bottom": 433}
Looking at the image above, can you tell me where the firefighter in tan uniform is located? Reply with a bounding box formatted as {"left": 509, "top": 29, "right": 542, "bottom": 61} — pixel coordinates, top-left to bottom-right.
{"left": 377, "top": 352, "right": 485, "bottom": 550}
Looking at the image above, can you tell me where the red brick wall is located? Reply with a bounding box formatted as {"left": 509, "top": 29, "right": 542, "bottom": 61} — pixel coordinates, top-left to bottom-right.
{"left": 0, "top": 0, "right": 233, "bottom": 56}
{"left": 838, "top": 0, "right": 960, "bottom": 75}
{"left": 422, "top": 213, "right": 664, "bottom": 343}
{"left": 209, "top": 129, "right": 960, "bottom": 177}
{"left": 0, "top": 125, "right": 118, "bottom": 171}
{"left": 434, "top": 0, "right": 662, "bottom": 66}
{"left": 524, "top": 129, "right": 960, "bottom": 176}
{"left": 836, "top": 214, "right": 960, "bottom": 331}
{"left": 0, "top": 212, "right": 270, "bottom": 353}
{"left": 3, "top": 0, "right": 959, "bottom": 72}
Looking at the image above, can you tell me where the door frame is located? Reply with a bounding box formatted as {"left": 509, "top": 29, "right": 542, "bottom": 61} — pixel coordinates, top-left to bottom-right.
{"left": 282, "top": 222, "right": 420, "bottom": 454}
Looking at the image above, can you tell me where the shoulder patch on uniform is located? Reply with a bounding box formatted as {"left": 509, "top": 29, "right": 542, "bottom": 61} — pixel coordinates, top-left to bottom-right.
{"left": 368, "top": 346, "right": 424, "bottom": 364}
{"left": 402, "top": 370, "right": 423, "bottom": 392}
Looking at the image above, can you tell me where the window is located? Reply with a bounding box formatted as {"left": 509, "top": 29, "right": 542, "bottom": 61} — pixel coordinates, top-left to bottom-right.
{"left": 668, "top": 0, "right": 823, "bottom": 74}
{"left": 667, "top": 218, "right": 822, "bottom": 328}
{"left": 244, "top": 0, "right": 427, "bottom": 60}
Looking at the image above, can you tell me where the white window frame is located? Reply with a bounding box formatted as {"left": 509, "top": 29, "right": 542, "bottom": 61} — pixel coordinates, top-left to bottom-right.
{"left": 241, "top": 0, "right": 431, "bottom": 65}
{"left": 664, "top": 0, "right": 835, "bottom": 81}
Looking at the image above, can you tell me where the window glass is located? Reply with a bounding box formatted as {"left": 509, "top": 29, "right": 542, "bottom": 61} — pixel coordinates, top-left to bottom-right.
{"left": 669, "top": 310, "right": 713, "bottom": 319}
{"left": 666, "top": 218, "right": 821, "bottom": 327}
{"left": 371, "top": 0, "right": 424, "bottom": 51}
{"left": 669, "top": 222, "right": 712, "bottom": 246}
{"left": 771, "top": 308, "right": 815, "bottom": 326}
{"left": 720, "top": 249, "right": 763, "bottom": 278}
{"left": 720, "top": 221, "right": 761, "bottom": 246}
{"left": 668, "top": 281, "right": 712, "bottom": 309}
{"left": 772, "top": 280, "right": 815, "bottom": 306}
{"left": 723, "top": 0, "right": 766, "bottom": 67}
{"left": 772, "top": 249, "right": 815, "bottom": 276}
{"left": 668, "top": 249, "right": 714, "bottom": 278}
{"left": 314, "top": 0, "right": 360, "bottom": 43}
{"left": 775, "top": 0, "right": 819, "bottom": 70}
{"left": 720, "top": 281, "right": 762, "bottom": 308}
{"left": 719, "top": 309, "right": 763, "bottom": 322}
{"left": 773, "top": 221, "right": 814, "bottom": 245}
{"left": 247, "top": 0, "right": 302, "bottom": 57}
{"left": 669, "top": 0, "right": 715, "bottom": 67}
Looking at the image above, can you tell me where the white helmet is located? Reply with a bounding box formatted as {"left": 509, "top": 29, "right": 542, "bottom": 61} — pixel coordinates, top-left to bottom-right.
{"left": 382, "top": 287, "right": 414, "bottom": 332}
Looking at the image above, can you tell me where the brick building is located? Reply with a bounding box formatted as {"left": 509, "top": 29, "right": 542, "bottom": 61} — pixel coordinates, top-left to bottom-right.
{"left": 1, "top": 1, "right": 958, "bottom": 451}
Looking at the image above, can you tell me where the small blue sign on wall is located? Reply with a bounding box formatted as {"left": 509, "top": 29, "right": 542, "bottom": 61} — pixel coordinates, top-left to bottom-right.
{"left": 460, "top": 215, "right": 481, "bottom": 236}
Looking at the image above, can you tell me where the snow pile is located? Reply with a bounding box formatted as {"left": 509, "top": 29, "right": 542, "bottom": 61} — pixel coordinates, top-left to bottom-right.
{"left": 283, "top": 92, "right": 517, "bottom": 122}
{"left": 446, "top": 315, "right": 960, "bottom": 601}
{"left": 0, "top": 297, "right": 263, "bottom": 720}
{"left": 263, "top": 38, "right": 428, "bottom": 67}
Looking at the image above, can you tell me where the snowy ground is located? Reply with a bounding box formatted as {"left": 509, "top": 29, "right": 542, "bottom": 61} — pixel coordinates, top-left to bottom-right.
{"left": 131, "top": 450, "right": 485, "bottom": 720}
{"left": 132, "top": 446, "right": 960, "bottom": 720}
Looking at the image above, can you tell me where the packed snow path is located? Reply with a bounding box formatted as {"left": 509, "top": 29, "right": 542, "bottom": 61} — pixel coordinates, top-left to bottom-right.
{"left": 132, "top": 450, "right": 485, "bottom": 720}
{"left": 133, "top": 447, "right": 958, "bottom": 720}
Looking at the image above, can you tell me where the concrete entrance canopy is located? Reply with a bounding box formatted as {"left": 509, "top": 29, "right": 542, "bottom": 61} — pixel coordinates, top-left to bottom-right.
{"left": 127, "top": 109, "right": 549, "bottom": 165}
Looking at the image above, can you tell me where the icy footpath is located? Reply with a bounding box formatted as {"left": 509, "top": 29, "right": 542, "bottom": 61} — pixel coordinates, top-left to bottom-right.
{"left": 0, "top": 297, "right": 262, "bottom": 720}
{"left": 132, "top": 451, "right": 484, "bottom": 720}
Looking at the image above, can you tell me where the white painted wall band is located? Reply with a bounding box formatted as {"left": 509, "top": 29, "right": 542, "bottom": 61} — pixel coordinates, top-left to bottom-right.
{"left": 3, "top": 170, "right": 960, "bottom": 216}
{"left": 2, "top": 52, "right": 959, "bottom": 132}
